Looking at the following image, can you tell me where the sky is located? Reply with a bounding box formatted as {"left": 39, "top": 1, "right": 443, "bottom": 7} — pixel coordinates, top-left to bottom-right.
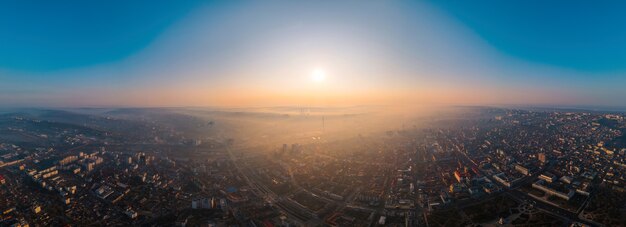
{"left": 1, "top": 0, "right": 626, "bottom": 108}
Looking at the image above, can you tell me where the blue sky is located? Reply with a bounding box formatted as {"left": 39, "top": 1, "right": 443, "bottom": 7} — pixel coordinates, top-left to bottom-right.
{"left": 432, "top": 1, "right": 626, "bottom": 72}
{"left": 1, "top": 1, "right": 625, "bottom": 107}
{"left": 0, "top": 0, "right": 205, "bottom": 71}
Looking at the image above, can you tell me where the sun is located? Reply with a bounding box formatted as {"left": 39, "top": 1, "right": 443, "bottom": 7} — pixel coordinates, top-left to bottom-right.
{"left": 310, "top": 68, "right": 326, "bottom": 83}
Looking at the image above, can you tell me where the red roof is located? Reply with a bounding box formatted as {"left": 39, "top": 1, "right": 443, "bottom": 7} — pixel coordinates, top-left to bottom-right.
{"left": 263, "top": 220, "right": 274, "bottom": 227}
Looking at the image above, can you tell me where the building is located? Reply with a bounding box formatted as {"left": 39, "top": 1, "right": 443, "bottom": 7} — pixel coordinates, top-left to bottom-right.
{"left": 532, "top": 180, "right": 575, "bottom": 200}
{"left": 33, "top": 205, "right": 41, "bottom": 214}
{"left": 378, "top": 216, "right": 386, "bottom": 225}
{"left": 33, "top": 159, "right": 57, "bottom": 175}
{"left": 560, "top": 176, "right": 573, "bottom": 184}
{"left": 493, "top": 173, "right": 512, "bottom": 188}
{"left": 125, "top": 208, "right": 138, "bottom": 219}
{"left": 59, "top": 155, "right": 78, "bottom": 165}
{"left": 538, "top": 153, "right": 546, "bottom": 163}
{"left": 514, "top": 164, "right": 530, "bottom": 176}
{"left": 42, "top": 170, "right": 58, "bottom": 179}
{"left": 453, "top": 170, "right": 465, "bottom": 183}
{"left": 539, "top": 172, "right": 556, "bottom": 183}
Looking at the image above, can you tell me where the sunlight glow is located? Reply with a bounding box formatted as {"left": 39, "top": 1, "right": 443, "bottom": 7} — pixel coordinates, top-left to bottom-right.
{"left": 311, "top": 68, "right": 326, "bottom": 83}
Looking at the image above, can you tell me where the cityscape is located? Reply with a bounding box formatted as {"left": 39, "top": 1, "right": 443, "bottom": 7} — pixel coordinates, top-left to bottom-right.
{"left": 0, "top": 107, "right": 624, "bottom": 226}
{"left": 2, "top": 1, "right": 626, "bottom": 227}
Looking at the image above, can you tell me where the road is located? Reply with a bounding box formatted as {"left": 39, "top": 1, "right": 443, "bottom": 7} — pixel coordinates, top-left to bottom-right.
{"left": 225, "top": 145, "right": 321, "bottom": 225}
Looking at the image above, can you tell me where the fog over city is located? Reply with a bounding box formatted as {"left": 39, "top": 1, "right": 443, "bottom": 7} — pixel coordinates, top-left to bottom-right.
{"left": 1, "top": 1, "right": 626, "bottom": 226}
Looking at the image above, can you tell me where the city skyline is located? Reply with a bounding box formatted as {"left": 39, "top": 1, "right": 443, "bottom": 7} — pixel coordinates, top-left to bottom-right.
{"left": 2, "top": 1, "right": 626, "bottom": 108}
{"left": 1, "top": 2, "right": 625, "bottom": 225}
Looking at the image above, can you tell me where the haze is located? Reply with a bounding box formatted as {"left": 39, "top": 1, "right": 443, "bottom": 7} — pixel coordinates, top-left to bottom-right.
{"left": 2, "top": 2, "right": 626, "bottom": 225}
